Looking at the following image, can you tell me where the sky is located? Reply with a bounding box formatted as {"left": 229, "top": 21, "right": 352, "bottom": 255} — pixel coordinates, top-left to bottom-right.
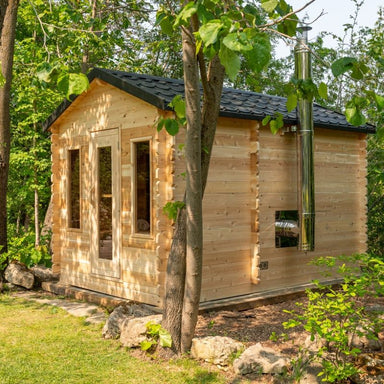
{"left": 277, "top": 0, "right": 383, "bottom": 56}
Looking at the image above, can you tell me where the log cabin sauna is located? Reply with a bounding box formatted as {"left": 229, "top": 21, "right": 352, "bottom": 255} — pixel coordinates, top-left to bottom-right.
{"left": 44, "top": 67, "right": 374, "bottom": 309}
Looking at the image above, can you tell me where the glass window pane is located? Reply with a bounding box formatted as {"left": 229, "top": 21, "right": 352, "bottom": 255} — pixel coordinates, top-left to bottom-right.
{"left": 98, "top": 146, "right": 113, "bottom": 260}
{"left": 69, "top": 149, "right": 80, "bottom": 229}
{"left": 135, "top": 141, "right": 151, "bottom": 234}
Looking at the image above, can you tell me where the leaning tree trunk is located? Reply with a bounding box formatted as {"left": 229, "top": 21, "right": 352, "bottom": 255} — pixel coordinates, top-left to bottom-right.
{"left": 162, "top": 206, "right": 187, "bottom": 353}
{"left": 180, "top": 24, "right": 203, "bottom": 353}
{"left": 162, "top": 47, "right": 225, "bottom": 354}
{"left": 0, "top": 0, "right": 19, "bottom": 255}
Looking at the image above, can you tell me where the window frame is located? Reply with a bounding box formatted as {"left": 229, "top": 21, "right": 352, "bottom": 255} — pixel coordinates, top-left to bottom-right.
{"left": 131, "top": 137, "right": 152, "bottom": 238}
{"left": 67, "top": 147, "right": 82, "bottom": 230}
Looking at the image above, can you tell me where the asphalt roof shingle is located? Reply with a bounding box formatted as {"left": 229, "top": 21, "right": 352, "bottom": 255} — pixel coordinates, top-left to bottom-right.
{"left": 44, "top": 67, "right": 376, "bottom": 134}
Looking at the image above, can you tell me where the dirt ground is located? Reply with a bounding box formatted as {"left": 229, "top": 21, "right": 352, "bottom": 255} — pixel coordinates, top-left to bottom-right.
{"left": 192, "top": 294, "right": 384, "bottom": 383}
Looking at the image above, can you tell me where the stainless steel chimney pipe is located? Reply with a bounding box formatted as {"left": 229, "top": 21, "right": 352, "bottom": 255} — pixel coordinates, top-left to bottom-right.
{"left": 295, "top": 26, "right": 315, "bottom": 251}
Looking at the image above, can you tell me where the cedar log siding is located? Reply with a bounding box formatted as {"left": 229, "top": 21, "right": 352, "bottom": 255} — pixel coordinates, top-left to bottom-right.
{"left": 50, "top": 80, "right": 173, "bottom": 306}
{"left": 50, "top": 78, "right": 367, "bottom": 307}
{"left": 173, "top": 120, "right": 367, "bottom": 303}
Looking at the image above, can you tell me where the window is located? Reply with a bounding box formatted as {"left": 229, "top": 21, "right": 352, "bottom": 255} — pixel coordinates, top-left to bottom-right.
{"left": 98, "top": 146, "right": 113, "bottom": 260}
{"left": 134, "top": 141, "right": 151, "bottom": 234}
{"left": 275, "top": 210, "right": 299, "bottom": 248}
{"left": 68, "top": 149, "right": 80, "bottom": 229}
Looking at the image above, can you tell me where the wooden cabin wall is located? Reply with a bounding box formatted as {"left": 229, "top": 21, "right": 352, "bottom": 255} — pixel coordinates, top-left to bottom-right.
{"left": 173, "top": 117, "right": 257, "bottom": 302}
{"left": 50, "top": 80, "right": 173, "bottom": 306}
{"left": 255, "top": 126, "right": 367, "bottom": 293}
{"left": 51, "top": 81, "right": 367, "bottom": 307}
{"left": 173, "top": 119, "right": 367, "bottom": 304}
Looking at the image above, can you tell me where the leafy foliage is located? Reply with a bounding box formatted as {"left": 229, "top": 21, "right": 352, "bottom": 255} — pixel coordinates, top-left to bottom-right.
{"left": 163, "top": 201, "right": 186, "bottom": 221}
{"left": 283, "top": 254, "right": 384, "bottom": 383}
{"left": 140, "top": 321, "right": 172, "bottom": 352}
{"left": 1, "top": 231, "right": 52, "bottom": 270}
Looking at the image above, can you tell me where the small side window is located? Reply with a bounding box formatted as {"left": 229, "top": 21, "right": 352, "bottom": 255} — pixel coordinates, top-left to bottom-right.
{"left": 68, "top": 149, "right": 80, "bottom": 229}
{"left": 134, "top": 141, "right": 151, "bottom": 234}
{"left": 275, "top": 210, "right": 299, "bottom": 248}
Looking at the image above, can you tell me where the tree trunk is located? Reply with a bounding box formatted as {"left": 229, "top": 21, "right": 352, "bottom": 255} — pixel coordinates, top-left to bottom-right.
{"left": 180, "top": 24, "right": 203, "bottom": 353}
{"left": 0, "top": 0, "right": 19, "bottom": 254}
{"left": 162, "top": 58, "right": 225, "bottom": 355}
{"left": 161, "top": 36, "right": 225, "bottom": 355}
{"left": 33, "top": 122, "right": 40, "bottom": 248}
{"left": 162, "top": 205, "right": 186, "bottom": 353}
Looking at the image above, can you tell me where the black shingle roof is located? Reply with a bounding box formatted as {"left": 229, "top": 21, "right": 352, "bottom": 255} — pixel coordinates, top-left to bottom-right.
{"left": 44, "top": 68, "right": 376, "bottom": 134}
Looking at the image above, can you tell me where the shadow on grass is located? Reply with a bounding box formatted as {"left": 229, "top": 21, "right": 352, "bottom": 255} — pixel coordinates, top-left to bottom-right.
{"left": 184, "top": 371, "right": 222, "bottom": 384}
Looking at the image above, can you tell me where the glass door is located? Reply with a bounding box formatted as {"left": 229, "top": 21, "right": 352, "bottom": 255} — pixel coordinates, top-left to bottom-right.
{"left": 90, "top": 129, "right": 120, "bottom": 278}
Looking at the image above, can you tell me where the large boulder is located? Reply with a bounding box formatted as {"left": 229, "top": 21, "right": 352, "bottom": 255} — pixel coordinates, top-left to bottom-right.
{"left": 191, "top": 336, "right": 244, "bottom": 366}
{"left": 119, "top": 314, "right": 162, "bottom": 348}
{"left": 31, "top": 265, "right": 59, "bottom": 285}
{"left": 233, "top": 343, "right": 290, "bottom": 375}
{"left": 102, "top": 304, "right": 156, "bottom": 339}
{"left": 103, "top": 305, "right": 133, "bottom": 339}
{"left": 4, "top": 262, "right": 34, "bottom": 289}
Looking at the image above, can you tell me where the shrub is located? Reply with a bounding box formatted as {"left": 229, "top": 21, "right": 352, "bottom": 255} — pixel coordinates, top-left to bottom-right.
{"left": 140, "top": 321, "right": 172, "bottom": 353}
{"left": 1, "top": 231, "right": 52, "bottom": 270}
{"left": 283, "top": 254, "right": 384, "bottom": 383}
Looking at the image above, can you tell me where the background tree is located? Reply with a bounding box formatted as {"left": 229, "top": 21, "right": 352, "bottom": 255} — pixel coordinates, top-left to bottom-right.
{"left": 6, "top": 0, "right": 164, "bottom": 253}
{"left": 0, "top": 0, "right": 19, "bottom": 254}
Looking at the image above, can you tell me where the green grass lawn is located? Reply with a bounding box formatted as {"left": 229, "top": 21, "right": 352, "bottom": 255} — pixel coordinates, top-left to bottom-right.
{"left": 0, "top": 294, "right": 225, "bottom": 384}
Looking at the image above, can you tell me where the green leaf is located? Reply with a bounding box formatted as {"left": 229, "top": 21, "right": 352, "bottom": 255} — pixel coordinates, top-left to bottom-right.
{"left": 219, "top": 45, "right": 240, "bottom": 81}
{"left": 345, "top": 103, "right": 366, "bottom": 126}
{"left": 286, "top": 93, "right": 297, "bottom": 112}
{"left": 261, "top": 0, "right": 278, "bottom": 13}
{"left": 140, "top": 340, "right": 155, "bottom": 351}
{"left": 0, "top": 70, "right": 5, "bottom": 87}
{"left": 244, "top": 33, "right": 271, "bottom": 72}
{"left": 36, "top": 62, "right": 55, "bottom": 83}
{"left": 156, "top": 11, "right": 175, "bottom": 35}
{"left": 374, "top": 94, "right": 384, "bottom": 111}
{"left": 199, "top": 20, "right": 223, "bottom": 46}
{"left": 174, "top": 2, "right": 198, "bottom": 27}
{"left": 159, "top": 328, "right": 172, "bottom": 348}
{"left": 331, "top": 57, "right": 357, "bottom": 77}
{"left": 318, "top": 82, "right": 328, "bottom": 100}
{"left": 350, "top": 62, "right": 369, "bottom": 80}
{"left": 165, "top": 119, "right": 179, "bottom": 136}
{"left": 163, "top": 201, "right": 185, "bottom": 220}
{"left": 169, "top": 95, "right": 185, "bottom": 119}
{"left": 269, "top": 113, "right": 284, "bottom": 134}
{"left": 262, "top": 115, "right": 271, "bottom": 126}
{"left": 277, "top": 13, "right": 299, "bottom": 37}
{"left": 57, "top": 73, "right": 89, "bottom": 100}
{"left": 270, "top": 117, "right": 283, "bottom": 135}
{"left": 157, "top": 118, "right": 166, "bottom": 132}
{"left": 222, "top": 33, "right": 252, "bottom": 52}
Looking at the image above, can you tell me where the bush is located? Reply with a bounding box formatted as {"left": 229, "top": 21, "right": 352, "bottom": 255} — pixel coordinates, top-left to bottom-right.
{"left": 1, "top": 231, "right": 52, "bottom": 270}
{"left": 283, "top": 254, "right": 384, "bottom": 383}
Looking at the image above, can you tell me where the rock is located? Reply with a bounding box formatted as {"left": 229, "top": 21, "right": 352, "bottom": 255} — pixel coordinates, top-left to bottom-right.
{"left": 102, "top": 304, "right": 156, "bottom": 339}
{"left": 190, "top": 336, "right": 244, "bottom": 366}
{"left": 30, "top": 265, "right": 59, "bottom": 285}
{"left": 304, "top": 335, "right": 324, "bottom": 353}
{"left": 353, "top": 352, "right": 384, "bottom": 384}
{"left": 4, "top": 262, "right": 34, "bottom": 289}
{"left": 103, "top": 305, "right": 133, "bottom": 339}
{"left": 298, "top": 363, "right": 323, "bottom": 384}
{"left": 349, "top": 325, "right": 382, "bottom": 351}
{"left": 233, "top": 343, "right": 290, "bottom": 375}
{"left": 119, "top": 314, "right": 162, "bottom": 348}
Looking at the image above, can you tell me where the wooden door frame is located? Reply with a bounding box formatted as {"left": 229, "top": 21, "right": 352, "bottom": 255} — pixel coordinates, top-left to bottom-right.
{"left": 89, "top": 128, "right": 121, "bottom": 279}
